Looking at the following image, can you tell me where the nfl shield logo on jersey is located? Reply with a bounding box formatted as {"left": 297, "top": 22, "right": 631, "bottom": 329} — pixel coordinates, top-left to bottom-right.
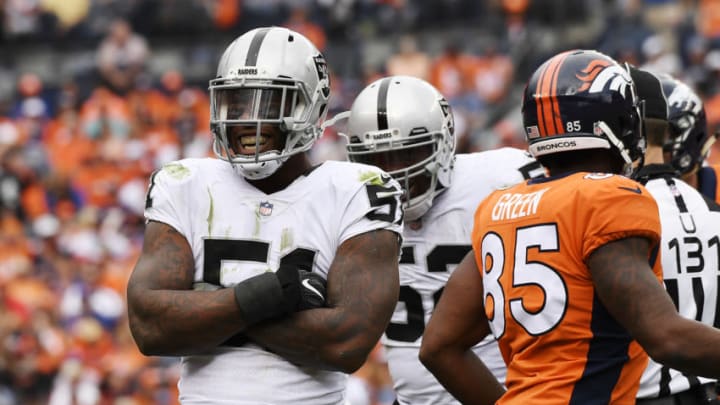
{"left": 259, "top": 201, "right": 274, "bottom": 216}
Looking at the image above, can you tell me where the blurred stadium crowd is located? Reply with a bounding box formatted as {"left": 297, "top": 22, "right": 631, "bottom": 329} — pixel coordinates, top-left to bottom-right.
{"left": 0, "top": 0, "right": 719, "bottom": 404}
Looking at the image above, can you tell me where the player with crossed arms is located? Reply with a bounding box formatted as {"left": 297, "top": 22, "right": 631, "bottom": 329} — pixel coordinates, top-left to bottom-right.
{"left": 127, "top": 27, "right": 404, "bottom": 404}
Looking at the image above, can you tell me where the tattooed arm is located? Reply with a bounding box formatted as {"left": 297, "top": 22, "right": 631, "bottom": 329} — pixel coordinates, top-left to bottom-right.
{"left": 588, "top": 237, "right": 720, "bottom": 378}
{"left": 127, "top": 221, "right": 246, "bottom": 356}
{"left": 243, "top": 229, "right": 400, "bottom": 373}
{"left": 419, "top": 251, "right": 505, "bottom": 405}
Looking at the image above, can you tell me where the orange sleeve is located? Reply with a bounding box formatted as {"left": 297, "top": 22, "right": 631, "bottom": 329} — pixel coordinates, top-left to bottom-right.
{"left": 581, "top": 177, "right": 661, "bottom": 261}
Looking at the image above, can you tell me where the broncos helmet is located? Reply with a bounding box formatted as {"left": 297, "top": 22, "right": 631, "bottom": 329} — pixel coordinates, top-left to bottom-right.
{"left": 342, "top": 76, "right": 456, "bottom": 221}
{"left": 209, "top": 27, "right": 331, "bottom": 179}
{"left": 522, "top": 50, "right": 644, "bottom": 176}
{"left": 658, "top": 74, "right": 716, "bottom": 175}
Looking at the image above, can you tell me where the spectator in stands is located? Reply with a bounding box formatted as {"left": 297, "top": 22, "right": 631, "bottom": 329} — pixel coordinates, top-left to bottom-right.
{"left": 680, "top": 35, "right": 712, "bottom": 91}
{"left": 83, "top": 0, "right": 134, "bottom": 39}
{"left": 39, "top": 0, "right": 90, "bottom": 38}
{"left": 15, "top": 97, "right": 48, "bottom": 153}
{"left": 96, "top": 19, "right": 149, "bottom": 95}
{"left": 2, "top": 0, "right": 52, "bottom": 40}
{"left": 466, "top": 44, "right": 514, "bottom": 105}
{"left": 79, "top": 87, "right": 131, "bottom": 139}
{"left": 640, "top": 34, "right": 681, "bottom": 76}
{"left": 242, "top": 0, "right": 287, "bottom": 28}
{"left": 386, "top": 34, "right": 431, "bottom": 81}
{"left": 697, "top": 0, "right": 720, "bottom": 46}
{"left": 597, "top": 0, "right": 652, "bottom": 61}
{"left": 284, "top": 6, "right": 327, "bottom": 52}
{"left": 701, "top": 51, "right": 720, "bottom": 164}
{"left": 0, "top": 145, "right": 44, "bottom": 222}
{"left": 204, "top": 0, "right": 241, "bottom": 31}
{"left": 429, "top": 40, "right": 472, "bottom": 102}
{"left": 10, "top": 73, "right": 50, "bottom": 121}
{"left": 640, "top": 0, "right": 684, "bottom": 33}
{"left": 159, "top": 70, "right": 210, "bottom": 152}
{"left": 43, "top": 93, "right": 95, "bottom": 178}
{"left": 373, "top": 0, "right": 420, "bottom": 35}
{"left": 500, "top": 0, "right": 530, "bottom": 43}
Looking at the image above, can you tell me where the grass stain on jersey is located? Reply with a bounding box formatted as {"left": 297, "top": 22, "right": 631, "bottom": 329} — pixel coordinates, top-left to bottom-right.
{"left": 221, "top": 266, "right": 237, "bottom": 281}
{"left": 206, "top": 187, "right": 214, "bottom": 236}
{"left": 358, "top": 170, "right": 384, "bottom": 185}
{"left": 253, "top": 206, "right": 262, "bottom": 237}
{"left": 280, "top": 228, "right": 293, "bottom": 252}
{"left": 162, "top": 162, "right": 191, "bottom": 179}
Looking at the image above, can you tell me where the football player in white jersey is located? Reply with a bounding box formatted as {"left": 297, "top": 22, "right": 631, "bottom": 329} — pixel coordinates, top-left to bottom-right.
{"left": 630, "top": 69, "right": 720, "bottom": 404}
{"left": 330, "top": 75, "right": 545, "bottom": 405}
{"left": 126, "top": 27, "right": 404, "bottom": 405}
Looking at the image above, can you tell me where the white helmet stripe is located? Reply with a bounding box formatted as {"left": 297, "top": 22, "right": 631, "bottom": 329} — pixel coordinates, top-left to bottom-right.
{"left": 597, "top": 120, "right": 631, "bottom": 164}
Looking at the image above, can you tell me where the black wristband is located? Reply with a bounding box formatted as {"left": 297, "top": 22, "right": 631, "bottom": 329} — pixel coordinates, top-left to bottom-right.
{"left": 233, "top": 272, "right": 286, "bottom": 326}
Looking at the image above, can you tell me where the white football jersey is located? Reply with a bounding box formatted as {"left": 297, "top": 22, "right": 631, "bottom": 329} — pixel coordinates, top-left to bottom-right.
{"left": 382, "top": 148, "right": 544, "bottom": 405}
{"left": 638, "top": 168, "right": 720, "bottom": 399}
{"left": 144, "top": 158, "right": 403, "bottom": 405}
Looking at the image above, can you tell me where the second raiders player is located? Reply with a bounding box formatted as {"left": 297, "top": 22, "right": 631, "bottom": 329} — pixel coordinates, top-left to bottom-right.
{"left": 332, "top": 75, "right": 545, "bottom": 404}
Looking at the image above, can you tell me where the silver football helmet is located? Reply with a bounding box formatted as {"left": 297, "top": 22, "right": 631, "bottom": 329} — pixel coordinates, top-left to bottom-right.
{"left": 341, "top": 76, "right": 456, "bottom": 221}
{"left": 209, "top": 27, "right": 331, "bottom": 179}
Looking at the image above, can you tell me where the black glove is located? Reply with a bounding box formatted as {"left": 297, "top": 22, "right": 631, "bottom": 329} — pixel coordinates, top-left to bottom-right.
{"left": 274, "top": 265, "right": 327, "bottom": 310}
{"left": 233, "top": 265, "right": 327, "bottom": 326}
{"left": 298, "top": 269, "right": 327, "bottom": 310}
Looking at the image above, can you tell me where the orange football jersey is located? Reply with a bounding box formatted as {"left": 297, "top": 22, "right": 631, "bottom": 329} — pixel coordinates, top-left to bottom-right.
{"left": 472, "top": 171, "right": 663, "bottom": 404}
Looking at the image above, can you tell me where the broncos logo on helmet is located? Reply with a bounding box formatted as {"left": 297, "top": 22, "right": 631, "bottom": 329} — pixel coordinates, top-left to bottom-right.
{"left": 576, "top": 60, "right": 634, "bottom": 99}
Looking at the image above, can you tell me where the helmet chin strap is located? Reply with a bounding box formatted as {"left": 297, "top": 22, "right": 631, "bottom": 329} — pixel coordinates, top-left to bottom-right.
{"left": 321, "top": 111, "right": 350, "bottom": 133}
{"left": 701, "top": 132, "right": 718, "bottom": 158}
{"left": 597, "top": 121, "right": 633, "bottom": 174}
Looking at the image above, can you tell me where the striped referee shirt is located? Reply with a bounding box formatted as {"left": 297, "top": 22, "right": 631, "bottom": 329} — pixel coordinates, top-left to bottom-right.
{"left": 636, "top": 164, "right": 720, "bottom": 399}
